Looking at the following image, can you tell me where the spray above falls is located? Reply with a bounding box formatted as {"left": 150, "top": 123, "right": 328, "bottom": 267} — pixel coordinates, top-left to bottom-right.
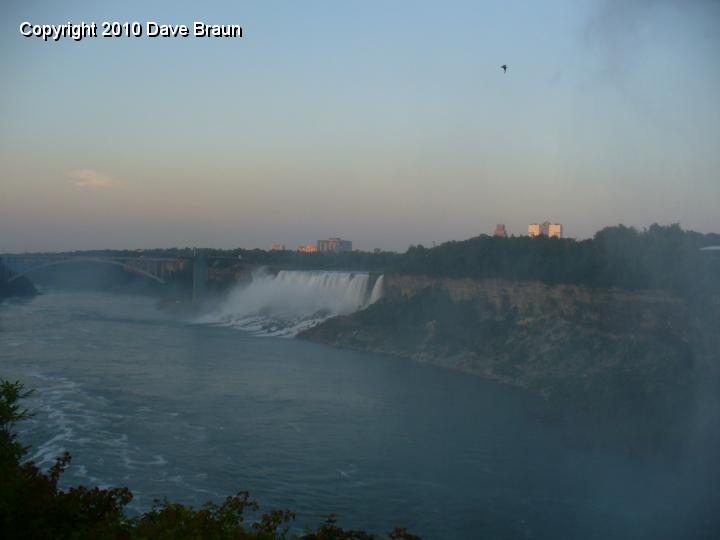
{"left": 199, "top": 270, "right": 384, "bottom": 337}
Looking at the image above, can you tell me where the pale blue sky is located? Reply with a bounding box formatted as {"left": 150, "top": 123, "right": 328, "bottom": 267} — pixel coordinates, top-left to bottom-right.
{"left": 1, "top": 0, "right": 718, "bottom": 251}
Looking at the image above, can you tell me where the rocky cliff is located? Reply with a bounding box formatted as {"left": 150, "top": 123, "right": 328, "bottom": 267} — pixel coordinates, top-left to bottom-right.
{"left": 299, "top": 275, "right": 718, "bottom": 448}
{"left": 0, "top": 264, "right": 38, "bottom": 301}
{"left": 301, "top": 276, "right": 692, "bottom": 384}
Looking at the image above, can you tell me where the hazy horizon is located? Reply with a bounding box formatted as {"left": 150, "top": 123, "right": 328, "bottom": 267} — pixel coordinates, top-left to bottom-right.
{"left": 2, "top": 0, "right": 719, "bottom": 252}
{"left": 0, "top": 220, "right": 718, "bottom": 255}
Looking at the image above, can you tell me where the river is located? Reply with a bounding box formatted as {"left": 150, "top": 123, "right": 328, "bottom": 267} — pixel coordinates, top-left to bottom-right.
{"left": 0, "top": 290, "right": 717, "bottom": 539}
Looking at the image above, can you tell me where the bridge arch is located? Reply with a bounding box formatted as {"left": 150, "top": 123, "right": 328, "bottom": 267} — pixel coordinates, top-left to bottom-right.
{"left": 6, "top": 257, "right": 166, "bottom": 284}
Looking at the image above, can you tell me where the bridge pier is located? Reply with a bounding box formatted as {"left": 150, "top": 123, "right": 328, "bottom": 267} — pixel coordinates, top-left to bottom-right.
{"left": 192, "top": 251, "right": 208, "bottom": 303}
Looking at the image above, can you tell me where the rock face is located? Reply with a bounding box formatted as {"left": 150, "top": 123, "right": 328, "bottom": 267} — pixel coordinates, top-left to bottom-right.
{"left": 0, "top": 265, "right": 38, "bottom": 300}
{"left": 301, "top": 276, "right": 691, "bottom": 385}
{"left": 299, "top": 276, "right": 717, "bottom": 445}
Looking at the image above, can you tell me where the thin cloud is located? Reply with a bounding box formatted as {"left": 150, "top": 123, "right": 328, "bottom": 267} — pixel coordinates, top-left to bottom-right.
{"left": 67, "top": 169, "right": 117, "bottom": 188}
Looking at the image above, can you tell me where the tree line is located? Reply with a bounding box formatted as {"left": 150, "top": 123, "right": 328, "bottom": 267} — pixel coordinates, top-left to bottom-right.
{"left": 388, "top": 224, "right": 720, "bottom": 295}
{"left": 8, "top": 224, "right": 719, "bottom": 294}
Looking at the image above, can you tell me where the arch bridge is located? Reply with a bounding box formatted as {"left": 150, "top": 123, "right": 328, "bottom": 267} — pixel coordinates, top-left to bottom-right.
{"left": 0, "top": 253, "right": 211, "bottom": 302}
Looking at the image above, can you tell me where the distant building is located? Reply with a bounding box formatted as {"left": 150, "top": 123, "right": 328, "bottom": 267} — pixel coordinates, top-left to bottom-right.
{"left": 548, "top": 223, "right": 563, "bottom": 238}
{"left": 270, "top": 243, "right": 285, "bottom": 251}
{"left": 297, "top": 244, "right": 317, "bottom": 253}
{"left": 529, "top": 222, "right": 563, "bottom": 238}
{"left": 317, "top": 237, "right": 352, "bottom": 253}
{"left": 493, "top": 224, "right": 508, "bottom": 238}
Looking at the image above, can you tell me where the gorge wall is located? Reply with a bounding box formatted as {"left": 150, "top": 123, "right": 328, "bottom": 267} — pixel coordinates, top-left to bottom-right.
{"left": 299, "top": 275, "right": 719, "bottom": 449}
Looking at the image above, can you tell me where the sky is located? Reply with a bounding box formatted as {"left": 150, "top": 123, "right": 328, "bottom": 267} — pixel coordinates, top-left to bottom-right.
{"left": 1, "top": 0, "right": 719, "bottom": 252}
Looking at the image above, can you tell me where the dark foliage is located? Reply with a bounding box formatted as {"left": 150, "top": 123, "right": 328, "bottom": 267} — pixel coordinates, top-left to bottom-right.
{"left": 388, "top": 224, "right": 720, "bottom": 296}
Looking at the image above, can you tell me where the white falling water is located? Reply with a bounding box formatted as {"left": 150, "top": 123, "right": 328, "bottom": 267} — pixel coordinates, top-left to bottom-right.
{"left": 199, "top": 270, "right": 384, "bottom": 337}
{"left": 369, "top": 274, "right": 384, "bottom": 304}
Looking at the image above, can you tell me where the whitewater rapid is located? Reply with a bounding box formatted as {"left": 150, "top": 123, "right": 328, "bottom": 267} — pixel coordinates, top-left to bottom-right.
{"left": 199, "top": 270, "right": 384, "bottom": 337}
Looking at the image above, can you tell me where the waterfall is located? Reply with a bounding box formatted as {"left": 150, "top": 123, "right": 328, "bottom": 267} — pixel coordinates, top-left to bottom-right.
{"left": 369, "top": 275, "right": 384, "bottom": 305}
{"left": 199, "top": 269, "right": 384, "bottom": 337}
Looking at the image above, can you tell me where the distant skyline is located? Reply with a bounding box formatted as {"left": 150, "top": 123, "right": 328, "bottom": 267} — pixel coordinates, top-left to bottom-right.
{"left": 1, "top": 0, "right": 719, "bottom": 252}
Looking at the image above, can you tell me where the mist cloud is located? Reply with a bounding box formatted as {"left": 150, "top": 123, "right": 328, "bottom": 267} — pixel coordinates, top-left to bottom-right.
{"left": 585, "top": 0, "right": 719, "bottom": 80}
{"left": 67, "top": 169, "right": 117, "bottom": 188}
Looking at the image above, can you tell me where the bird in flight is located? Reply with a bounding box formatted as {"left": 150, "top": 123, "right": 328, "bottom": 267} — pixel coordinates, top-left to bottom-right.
{"left": 501, "top": 64, "right": 508, "bottom": 73}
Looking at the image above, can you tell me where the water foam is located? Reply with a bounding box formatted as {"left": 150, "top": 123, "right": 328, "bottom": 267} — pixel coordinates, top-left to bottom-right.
{"left": 20, "top": 371, "right": 169, "bottom": 510}
{"left": 200, "top": 269, "right": 383, "bottom": 337}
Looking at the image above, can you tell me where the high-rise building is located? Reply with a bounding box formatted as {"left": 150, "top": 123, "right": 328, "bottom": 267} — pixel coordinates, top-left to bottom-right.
{"left": 270, "top": 243, "right": 285, "bottom": 251}
{"left": 317, "top": 237, "right": 352, "bottom": 253}
{"left": 548, "top": 223, "right": 563, "bottom": 238}
{"left": 529, "top": 222, "right": 563, "bottom": 238}
{"left": 297, "top": 244, "right": 317, "bottom": 253}
{"left": 493, "top": 224, "right": 508, "bottom": 238}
